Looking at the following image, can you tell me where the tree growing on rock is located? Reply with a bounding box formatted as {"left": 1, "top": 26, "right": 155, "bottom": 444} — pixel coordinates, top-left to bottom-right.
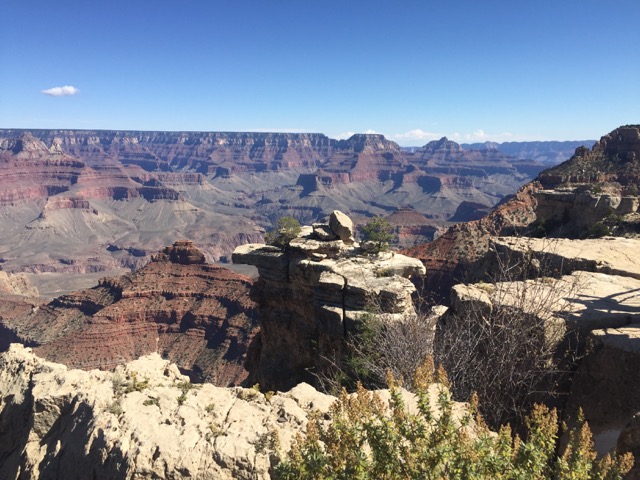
{"left": 265, "top": 216, "right": 302, "bottom": 249}
{"left": 361, "top": 216, "right": 394, "bottom": 253}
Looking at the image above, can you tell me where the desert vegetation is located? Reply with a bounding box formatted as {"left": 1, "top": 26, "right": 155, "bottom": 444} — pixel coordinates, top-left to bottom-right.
{"left": 361, "top": 216, "right": 394, "bottom": 253}
{"left": 275, "top": 369, "right": 633, "bottom": 479}
{"left": 265, "top": 216, "right": 302, "bottom": 249}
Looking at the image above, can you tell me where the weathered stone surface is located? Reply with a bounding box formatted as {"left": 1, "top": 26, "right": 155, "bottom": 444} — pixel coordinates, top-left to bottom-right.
{"left": 451, "top": 271, "right": 640, "bottom": 335}
{"left": 312, "top": 223, "right": 338, "bottom": 241}
{"left": 0, "top": 344, "right": 323, "bottom": 480}
{"left": 233, "top": 213, "right": 425, "bottom": 391}
{"left": 565, "top": 326, "right": 640, "bottom": 460}
{"left": 232, "top": 244, "right": 289, "bottom": 282}
{"left": 0, "top": 344, "right": 471, "bottom": 480}
{"left": 492, "top": 236, "right": 640, "bottom": 280}
{"left": 329, "top": 210, "right": 355, "bottom": 243}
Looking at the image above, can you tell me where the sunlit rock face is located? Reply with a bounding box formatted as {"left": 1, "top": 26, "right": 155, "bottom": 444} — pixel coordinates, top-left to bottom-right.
{"left": 233, "top": 211, "right": 425, "bottom": 391}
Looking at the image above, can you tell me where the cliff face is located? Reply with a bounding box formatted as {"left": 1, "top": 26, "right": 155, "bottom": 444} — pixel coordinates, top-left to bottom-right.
{"left": 0, "top": 129, "right": 547, "bottom": 283}
{"left": 407, "top": 125, "right": 640, "bottom": 297}
{"left": 0, "top": 241, "right": 258, "bottom": 386}
{"left": 233, "top": 211, "right": 425, "bottom": 391}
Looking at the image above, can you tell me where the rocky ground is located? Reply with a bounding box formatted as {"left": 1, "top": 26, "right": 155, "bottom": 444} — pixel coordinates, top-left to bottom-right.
{"left": 0, "top": 344, "right": 465, "bottom": 480}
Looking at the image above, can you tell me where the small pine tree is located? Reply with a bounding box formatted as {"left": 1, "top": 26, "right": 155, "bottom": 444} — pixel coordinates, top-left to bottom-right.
{"left": 361, "top": 216, "right": 393, "bottom": 253}
{"left": 265, "top": 216, "right": 302, "bottom": 249}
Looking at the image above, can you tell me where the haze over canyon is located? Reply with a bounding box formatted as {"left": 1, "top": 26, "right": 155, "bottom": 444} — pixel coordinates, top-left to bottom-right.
{"left": 0, "top": 128, "right": 590, "bottom": 295}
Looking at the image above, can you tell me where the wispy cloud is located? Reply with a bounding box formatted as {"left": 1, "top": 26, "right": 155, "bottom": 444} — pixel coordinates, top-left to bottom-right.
{"left": 449, "top": 130, "right": 517, "bottom": 143}
{"left": 336, "top": 131, "right": 356, "bottom": 139}
{"left": 393, "top": 128, "right": 524, "bottom": 145}
{"left": 41, "top": 85, "right": 79, "bottom": 97}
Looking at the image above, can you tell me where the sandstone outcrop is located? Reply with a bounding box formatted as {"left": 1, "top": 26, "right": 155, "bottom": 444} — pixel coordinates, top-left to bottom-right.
{"left": 0, "top": 344, "right": 469, "bottom": 480}
{"left": 407, "top": 125, "right": 640, "bottom": 299}
{"left": 0, "top": 343, "right": 327, "bottom": 479}
{"left": 0, "top": 241, "right": 258, "bottom": 386}
{"left": 444, "top": 233, "right": 640, "bottom": 468}
{"left": 233, "top": 212, "right": 425, "bottom": 391}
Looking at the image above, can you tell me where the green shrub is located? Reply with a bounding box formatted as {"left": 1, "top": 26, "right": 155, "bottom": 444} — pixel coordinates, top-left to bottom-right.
{"left": 265, "top": 216, "right": 302, "bottom": 249}
{"left": 586, "top": 222, "right": 610, "bottom": 238}
{"left": 361, "top": 216, "right": 394, "bottom": 253}
{"left": 274, "top": 372, "right": 633, "bottom": 479}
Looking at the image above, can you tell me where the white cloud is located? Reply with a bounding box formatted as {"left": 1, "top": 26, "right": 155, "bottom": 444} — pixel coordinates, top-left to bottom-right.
{"left": 449, "top": 130, "right": 517, "bottom": 143}
{"left": 41, "top": 85, "right": 79, "bottom": 97}
{"left": 393, "top": 128, "right": 525, "bottom": 145}
{"left": 335, "top": 131, "right": 356, "bottom": 140}
{"left": 393, "top": 129, "right": 443, "bottom": 143}
{"left": 364, "top": 129, "right": 378, "bottom": 134}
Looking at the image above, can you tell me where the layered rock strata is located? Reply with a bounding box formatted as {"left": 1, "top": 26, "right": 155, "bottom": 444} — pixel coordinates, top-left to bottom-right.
{"left": 233, "top": 211, "right": 425, "bottom": 391}
{"left": 407, "top": 125, "right": 640, "bottom": 299}
{"left": 0, "top": 129, "right": 553, "bottom": 279}
{"left": 0, "top": 241, "right": 258, "bottom": 385}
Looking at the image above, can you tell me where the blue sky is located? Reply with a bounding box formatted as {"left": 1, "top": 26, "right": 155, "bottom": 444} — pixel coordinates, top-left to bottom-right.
{"left": 1, "top": 0, "right": 638, "bottom": 145}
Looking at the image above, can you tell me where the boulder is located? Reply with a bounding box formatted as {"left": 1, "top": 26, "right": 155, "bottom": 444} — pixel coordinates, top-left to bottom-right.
{"left": 329, "top": 210, "right": 355, "bottom": 244}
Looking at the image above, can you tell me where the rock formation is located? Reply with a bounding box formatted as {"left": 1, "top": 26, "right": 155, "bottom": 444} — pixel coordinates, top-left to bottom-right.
{"left": 407, "top": 125, "right": 640, "bottom": 298}
{"left": 233, "top": 211, "right": 425, "bottom": 391}
{"left": 0, "top": 343, "right": 468, "bottom": 480}
{"left": 0, "top": 241, "right": 258, "bottom": 386}
{"left": 442, "top": 234, "right": 640, "bottom": 469}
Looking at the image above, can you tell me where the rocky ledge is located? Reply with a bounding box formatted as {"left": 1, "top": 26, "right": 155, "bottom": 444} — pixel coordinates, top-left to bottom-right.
{"left": 233, "top": 211, "right": 425, "bottom": 391}
{"left": 446, "top": 235, "right": 640, "bottom": 466}
{"left": 0, "top": 344, "right": 464, "bottom": 480}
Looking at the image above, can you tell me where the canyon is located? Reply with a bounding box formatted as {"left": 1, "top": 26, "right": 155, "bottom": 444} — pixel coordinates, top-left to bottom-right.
{"left": 0, "top": 241, "right": 258, "bottom": 386}
{"left": 4, "top": 125, "right": 639, "bottom": 477}
{"left": 0, "top": 129, "right": 587, "bottom": 294}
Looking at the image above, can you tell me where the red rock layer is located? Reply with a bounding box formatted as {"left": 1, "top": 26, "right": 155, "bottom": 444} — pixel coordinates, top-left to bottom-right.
{"left": 0, "top": 241, "right": 258, "bottom": 386}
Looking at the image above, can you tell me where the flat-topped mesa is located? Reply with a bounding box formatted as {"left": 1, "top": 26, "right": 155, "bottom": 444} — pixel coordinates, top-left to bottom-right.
{"left": 232, "top": 210, "right": 426, "bottom": 391}
{"left": 153, "top": 240, "right": 206, "bottom": 265}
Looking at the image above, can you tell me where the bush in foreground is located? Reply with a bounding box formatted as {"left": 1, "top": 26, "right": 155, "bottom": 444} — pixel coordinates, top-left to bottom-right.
{"left": 274, "top": 367, "right": 633, "bottom": 480}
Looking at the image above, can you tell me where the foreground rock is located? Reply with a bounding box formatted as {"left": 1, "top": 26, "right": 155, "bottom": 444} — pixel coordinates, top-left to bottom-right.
{"left": 0, "top": 344, "right": 466, "bottom": 480}
{"left": 233, "top": 212, "right": 425, "bottom": 391}
{"left": 0, "top": 241, "right": 258, "bottom": 385}
{"left": 491, "top": 236, "right": 640, "bottom": 280}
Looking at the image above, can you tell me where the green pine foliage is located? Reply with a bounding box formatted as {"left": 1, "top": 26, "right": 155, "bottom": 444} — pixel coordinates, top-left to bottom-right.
{"left": 265, "top": 216, "right": 302, "bottom": 249}
{"left": 274, "top": 365, "right": 633, "bottom": 480}
{"left": 361, "top": 216, "right": 394, "bottom": 253}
